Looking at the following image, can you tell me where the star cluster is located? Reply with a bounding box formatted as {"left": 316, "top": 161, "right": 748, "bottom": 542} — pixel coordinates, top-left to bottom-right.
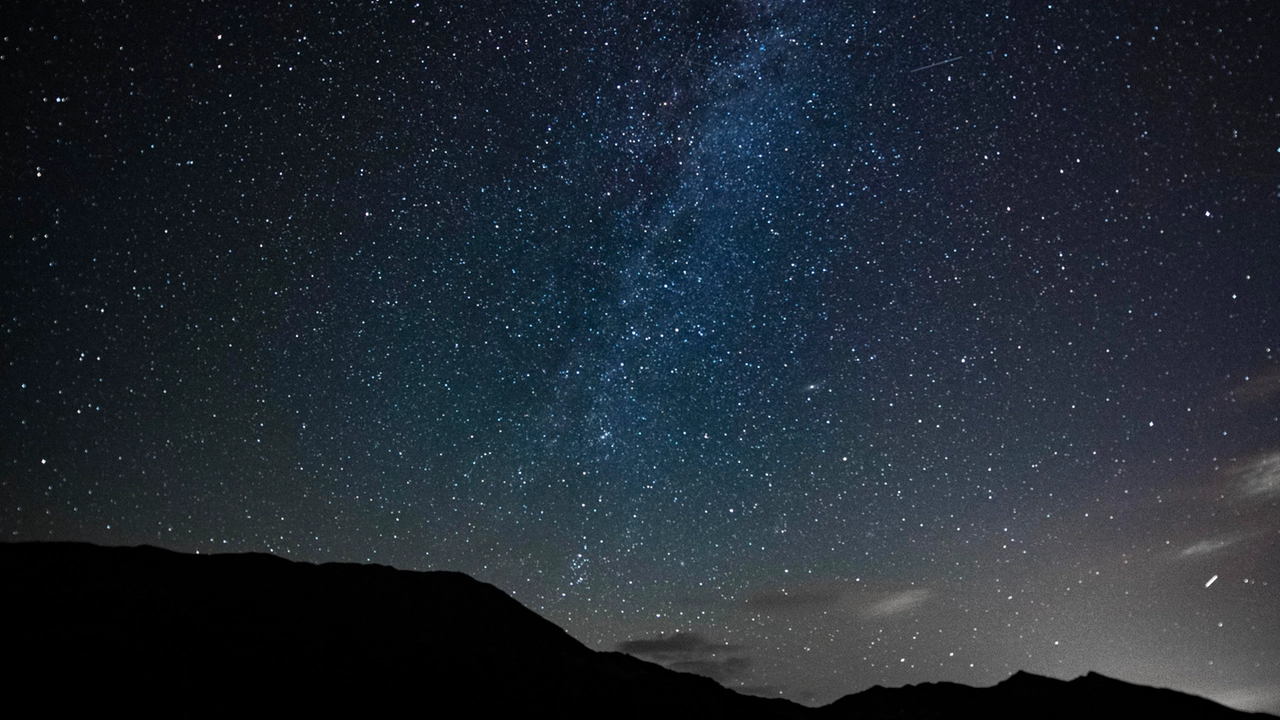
{"left": 4, "top": 0, "right": 1278, "bottom": 711}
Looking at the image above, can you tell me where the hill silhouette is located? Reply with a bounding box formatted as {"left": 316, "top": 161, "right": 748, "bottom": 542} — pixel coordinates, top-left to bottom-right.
{"left": 2, "top": 542, "right": 1268, "bottom": 718}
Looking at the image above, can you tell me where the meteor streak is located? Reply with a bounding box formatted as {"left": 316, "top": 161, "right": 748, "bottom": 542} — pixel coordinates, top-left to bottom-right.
{"left": 909, "top": 56, "right": 963, "bottom": 73}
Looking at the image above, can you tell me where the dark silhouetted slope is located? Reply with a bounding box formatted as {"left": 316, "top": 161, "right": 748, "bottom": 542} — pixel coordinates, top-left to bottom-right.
{"left": 2, "top": 542, "right": 1269, "bottom": 718}
{"left": 1, "top": 541, "right": 802, "bottom": 717}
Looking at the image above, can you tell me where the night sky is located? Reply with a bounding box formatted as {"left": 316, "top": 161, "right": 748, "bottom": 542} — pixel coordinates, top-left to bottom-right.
{"left": 4, "top": 0, "right": 1279, "bottom": 711}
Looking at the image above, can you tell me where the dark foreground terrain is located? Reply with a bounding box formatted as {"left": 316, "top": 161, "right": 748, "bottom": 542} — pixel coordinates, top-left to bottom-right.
{"left": 2, "top": 542, "right": 1268, "bottom": 718}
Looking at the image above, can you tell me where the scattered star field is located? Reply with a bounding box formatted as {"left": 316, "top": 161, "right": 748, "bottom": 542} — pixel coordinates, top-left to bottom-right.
{"left": 4, "top": 0, "right": 1278, "bottom": 711}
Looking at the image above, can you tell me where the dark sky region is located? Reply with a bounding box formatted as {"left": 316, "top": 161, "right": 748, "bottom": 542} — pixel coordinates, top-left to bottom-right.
{"left": 4, "top": 0, "right": 1278, "bottom": 711}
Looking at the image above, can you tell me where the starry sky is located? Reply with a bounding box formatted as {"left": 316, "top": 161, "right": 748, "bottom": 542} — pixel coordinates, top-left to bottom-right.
{"left": 4, "top": 0, "right": 1279, "bottom": 712}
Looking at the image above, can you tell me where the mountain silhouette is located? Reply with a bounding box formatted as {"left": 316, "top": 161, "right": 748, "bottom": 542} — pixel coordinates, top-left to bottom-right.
{"left": 2, "top": 542, "right": 1269, "bottom": 718}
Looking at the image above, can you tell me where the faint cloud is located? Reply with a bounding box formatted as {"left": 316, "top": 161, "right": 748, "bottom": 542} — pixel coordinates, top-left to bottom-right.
{"left": 742, "top": 583, "right": 930, "bottom": 619}
{"left": 617, "top": 632, "right": 736, "bottom": 659}
{"left": 1234, "top": 452, "right": 1280, "bottom": 499}
{"left": 618, "top": 631, "right": 752, "bottom": 683}
{"left": 1179, "top": 538, "right": 1234, "bottom": 557}
{"left": 1226, "top": 364, "right": 1280, "bottom": 406}
{"left": 864, "top": 588, "right": 929, "bottom": 618}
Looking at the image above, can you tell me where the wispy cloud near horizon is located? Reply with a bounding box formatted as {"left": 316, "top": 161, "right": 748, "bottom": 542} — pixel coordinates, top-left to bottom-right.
{"left": 741, "top": 583, "right": 931, "bottom": 620}
{"left": 864, "top": 589, "right": 930, "bottom": 618}
{"left": 1235, "top": 452, "right": 1280, "bottom": 499}
{"left": 618, "top": 631, "right": 753, "bottom": 684}
{"left": 1179, "top": 538, "right": 1235, "bottom": 558}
